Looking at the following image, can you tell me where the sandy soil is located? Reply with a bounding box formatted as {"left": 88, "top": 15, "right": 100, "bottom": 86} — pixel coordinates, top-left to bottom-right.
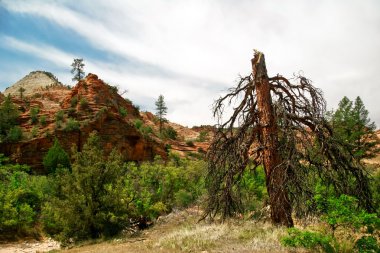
{"left": 0, "top": 238, "right": 60, "bottom": 253}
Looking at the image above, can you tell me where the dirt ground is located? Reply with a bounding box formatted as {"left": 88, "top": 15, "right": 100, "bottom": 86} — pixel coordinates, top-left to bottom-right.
{"left": 0, "top": 238, "right": 60, "bottom": 253}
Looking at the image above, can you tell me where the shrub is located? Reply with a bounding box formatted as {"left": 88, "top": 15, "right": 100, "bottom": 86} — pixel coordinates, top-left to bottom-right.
{"left": 30, "top": 107, "right": 39, "bottom": 124}
{"left": 134, "top": 119, "right": 143, "bottom": 129}
{"left": 162, "top": 126, "right": 178, "bottom": 140}
{"left": 79, "top": 97, "right": 88, "bottom": 109}
{"left": 64, "top": 118, "right": 80, "bottom": 132}
{"left": 124, "top": 159, "right": 206, "bottom": 219}
{"left": 42, "top": 133, "right": 130, "bottom": 242}
{"left": 6, "top": 126, "right": 22, "bottom": 142}
{"left": 197, "top": 130, "right": 209, "bottom": 142}
{"left": 43, "top": 139, "right": 70, "bottom": 174}
{"left": 140, "top": 125, "right": 153, "bottom": 136}
{"left": 197, "top": 147, "right": 206, "bottom": 154}
{"left": 119, "top": 107, "right": 127, "bottom": 117}
{"left": 31, "top": 126, "right": 38, "bottom": 138}
{"left": 70, "top": 96, "right": 78, "bottom": 107}
{"left": 354, "top": 236, "right": 379, "bottom": 253}
{"left": 281, "top": 228, "right": 335, "bottom": 253}
{"left": 55, "top": 110, "right": 64, "bottom": 122}
{"left": 40, "top": 115, "right": 47, "bottom": 126}
{"left": 175, "top": 189, "right": 193, "bottom": 208}
{"left": 0, "top": 96, "right": 20, "bottom": 142}
{"left": 186, "top": 140, "right": 195, "bottom": 147}
{"left": 0, "top": 156, "right": 47, "bottom": 239}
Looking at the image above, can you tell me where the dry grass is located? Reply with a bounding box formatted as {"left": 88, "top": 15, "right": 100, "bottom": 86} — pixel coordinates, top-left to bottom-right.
{"left": 55, "top": 207, "right": 302, "bottom": 253}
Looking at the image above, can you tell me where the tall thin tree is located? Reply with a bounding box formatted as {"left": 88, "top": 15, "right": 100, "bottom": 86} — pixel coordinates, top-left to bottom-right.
{"left": 71, "top": 58, "right": 85, "bottom": 82}
{"left": 155, "top": 95, "right": 168, "bottom": 134}
{"left": 204, "top": 50, "right": 373, "bottom": 227}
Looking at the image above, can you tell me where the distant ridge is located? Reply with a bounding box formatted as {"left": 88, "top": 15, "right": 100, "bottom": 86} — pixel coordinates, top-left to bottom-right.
{"left": 3, "top": 71, "right": 62, "bottom": 97}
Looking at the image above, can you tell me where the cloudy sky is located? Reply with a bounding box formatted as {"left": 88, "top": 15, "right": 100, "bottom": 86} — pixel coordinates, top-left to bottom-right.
{"left": 0, "top": 0, "right": 379, "bottom": 127}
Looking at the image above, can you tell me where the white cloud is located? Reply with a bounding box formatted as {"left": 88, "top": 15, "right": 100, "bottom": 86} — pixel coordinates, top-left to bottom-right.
{"left": 2, "top": 0, "right": 380, "bottom": 126}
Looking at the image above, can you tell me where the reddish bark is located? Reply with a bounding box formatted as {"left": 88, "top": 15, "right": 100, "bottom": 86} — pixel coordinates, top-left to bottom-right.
{"left": 252, "top": 52, "right": 293, "bottom": 227}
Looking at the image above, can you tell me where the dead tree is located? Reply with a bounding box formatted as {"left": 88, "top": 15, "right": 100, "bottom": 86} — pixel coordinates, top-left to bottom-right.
{"left": 204, "top": 50, "right": 373, "bottom": 227}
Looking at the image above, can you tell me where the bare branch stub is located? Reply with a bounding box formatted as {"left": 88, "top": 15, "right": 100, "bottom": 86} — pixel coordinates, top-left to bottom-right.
{"left": 204, "top": 50, "right": 373, "bottom": 226}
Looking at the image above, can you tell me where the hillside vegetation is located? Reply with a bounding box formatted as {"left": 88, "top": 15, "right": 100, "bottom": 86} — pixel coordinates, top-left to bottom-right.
{"left": 0, "top": 65, "right": 379, "bottom": 252}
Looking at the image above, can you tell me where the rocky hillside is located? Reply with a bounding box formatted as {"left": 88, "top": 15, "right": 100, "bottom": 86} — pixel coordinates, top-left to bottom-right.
{"left": 0, "top": 73, "right": 167, "bottom": 173}
{"left": 3, "top": 71, "right": 62, "bottom": 97}
{"left": 0, "top": 72, "right": 213, "bottom": 173}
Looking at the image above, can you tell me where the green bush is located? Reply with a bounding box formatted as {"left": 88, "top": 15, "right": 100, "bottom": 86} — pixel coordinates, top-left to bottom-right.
{"left": 6, "top": 126, "right": 22, "bottom": 142}
{"left": 197, "top": 130, "right": 209, "bottom": 142}
{"left": 134, "top": 119, "right": 143, "bottom": 129}
{"left": 31, "top": 126, "right": 38, "bottom": 138}
{"left": 40, "top": 115, "right": 47, "bottom": 126}
{"left": 162, "top": 126, "right": 177, "bottom": 140}
{"left": 119, "top": 107, "right": 127, "bottom": 117}
{"left": 0, "top": 95, "right": 20, "bottom": 141}
{"left": 43, "top": 139, "right": 70, "bottom": 174}
{"left": 140, "top": 125, "right": 153, "bottom": 137}
{"left": 186, "top": 140, "right": 194, "bottom": 147}
{"left": 30, "top": 107, "right": 39, "bottom": 124}
{"left": 238, "top": 166, "right": 267, "bottom": 212}
{"left": 281, "top": 228, "right": 335, "bottom": 253}
{"left": 64, "top": 118, "right": 80, "bottom": 132}
{"left": 124, "top": 158, "right": 206, "bottom": 219}
{"left": 70, "top": 96, "right": 78, "bottom": 107}
{"left": 0, "top": 155, "right": 49, "bottom": 239}
{"left": 42, "top": 133, "right": 130, "bottom": 242}
{"left": 282, "top": 183, "right": 380, "bottom": 253}
{"left": 79, "top": 97, "right": 88, "bottom": 109}
{"left": 354, "top": 236, "right": 379, "bottom": 253}
{"left": 55, "top": 110, "right": 64, "bottom": 122}
{"left": 174, "top": 189, "right": 194, "bottom": 208}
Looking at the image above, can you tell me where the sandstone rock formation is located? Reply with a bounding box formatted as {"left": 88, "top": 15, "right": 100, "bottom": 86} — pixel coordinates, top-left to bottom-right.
{"left": 3, "top": 71, "right": 62, "bottom": 97}
{"left": 0, "top": 73, "right": 166, "bottom": 173}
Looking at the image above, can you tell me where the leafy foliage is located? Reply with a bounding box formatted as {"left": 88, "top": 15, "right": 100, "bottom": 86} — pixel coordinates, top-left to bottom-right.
{"left": 119, "top": 107, "right": 127, "bottom": 117}
{"left": 328, "top": 96, "right": 379, "bottom": 161}
{"left": 40, "top": 115, "right": 47, "bottom": 126}
{"left": 0, "top": 95, "right": 20, "bottom": 142}
{"left": 282, "top": 184, "right": 380, "bottom": 252}
{"left": 42, "top": 133, "right": 129, "bottom": 241}
{"left": 64, "top": 118, "right": 80, "bottom": 132}
{"left": 30, "top": 107, "right": 39, "bottom": 124}
{"left": 281, "top": 228, "right": 335, "bottom": 253}
{"left": 40, "top": 134, "right": 206, "bottom": 243}
{"left": 161, "top": 126, "right": 178, "bottom": 140}
{"left": 123, "top": 157, "right": 206, "bottom": 220}
{"left": 0, "top": 154, "right": 51, "bottom": 239}
{"left": 43, "top": 139, "right": 70, "bottom": 174}
{"left": 79, "top": 97, "right": 89, "bottom": 110}
{"left": 6, "top": 126, "right": 23, "bottom": 142}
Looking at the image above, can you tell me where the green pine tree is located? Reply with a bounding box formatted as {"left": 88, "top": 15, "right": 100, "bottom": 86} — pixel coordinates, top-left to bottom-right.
{"left": 70, "top": 58, "right": 85, "bottom": 82}
{"left": 329, "top": 96, "right": 379, "bottom": 161}
{"left": 155, "top": 94, "right": 168, "bottom": 134}
{"left": 0, "top": 95, "right": 20, "bottom": 142}
{"left": 43, "top": 139, "right": 70, "bottom": 174}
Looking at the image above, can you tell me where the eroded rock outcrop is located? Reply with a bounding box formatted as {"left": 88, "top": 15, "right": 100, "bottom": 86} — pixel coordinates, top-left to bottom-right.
{"left": 0, "top": 73, "right": 166, "bottom": 173}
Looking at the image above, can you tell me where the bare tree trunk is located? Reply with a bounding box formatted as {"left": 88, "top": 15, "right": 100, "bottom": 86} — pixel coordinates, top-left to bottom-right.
{"left": 252, "top": 52, "right": 293, "bottom": 227}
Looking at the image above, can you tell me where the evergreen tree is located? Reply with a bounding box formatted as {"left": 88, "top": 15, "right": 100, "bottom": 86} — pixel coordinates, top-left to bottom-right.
{"left": 43, "top": 139, "right": 70, "bottom": 174}
{"left": 43, "top": 132, "right": 129, "bottom": 241}
{"left": 330, "top": 96, "right": 379, "bottom": 161}
{"left": 70, "top": 58, "right": 85, "bottom": 82}
{"left": 0, "top": 95, "right": 20, "bottom": 141}
{"left": 155, "top": 94, "right": 168, "bottom": 134}
{"left": 18, "top": 87, "right": 25, "bottom": 99}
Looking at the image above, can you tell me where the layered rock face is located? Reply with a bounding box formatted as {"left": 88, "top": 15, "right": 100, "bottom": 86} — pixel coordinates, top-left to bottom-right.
{"left": 3, "top": 71, "right": 61, "bottom": 97}
{"left": 0, "top": 73, "right": 166, "bottom": 173}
